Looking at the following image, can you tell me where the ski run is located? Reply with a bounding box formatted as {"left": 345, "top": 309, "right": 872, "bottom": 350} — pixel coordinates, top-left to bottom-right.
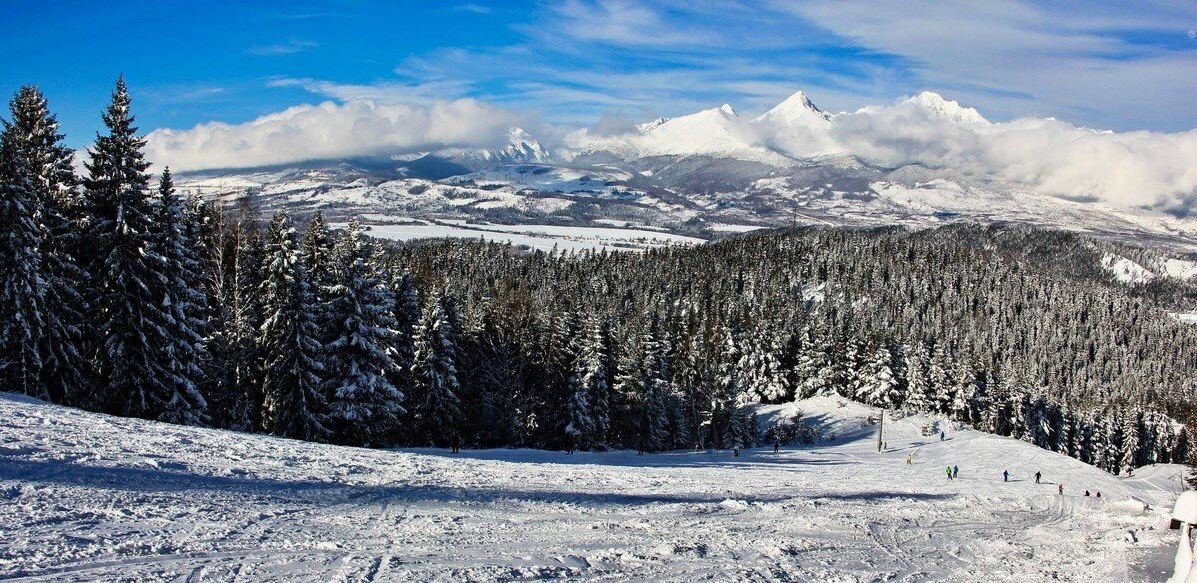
{"left": 0, "top": 391, "right": 1187, "bottom": 582}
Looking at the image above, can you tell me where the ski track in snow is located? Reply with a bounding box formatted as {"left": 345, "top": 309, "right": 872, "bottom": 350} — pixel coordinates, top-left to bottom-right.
{"left": 0, "top": 393, "right": 1186, "bottom": 582}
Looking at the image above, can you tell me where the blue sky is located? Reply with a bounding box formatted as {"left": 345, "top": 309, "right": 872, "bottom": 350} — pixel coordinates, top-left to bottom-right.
{"left": 3, "top": 0, "right": 1196, "bottom": 151}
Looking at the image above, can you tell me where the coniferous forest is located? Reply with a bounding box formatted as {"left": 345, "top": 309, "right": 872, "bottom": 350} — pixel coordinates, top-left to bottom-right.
{"left": 3, "top": 80, "right": 1196, "bottom": 480}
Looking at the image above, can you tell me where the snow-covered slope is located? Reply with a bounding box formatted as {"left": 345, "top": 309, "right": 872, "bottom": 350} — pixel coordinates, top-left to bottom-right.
{"left": 1, "top": 392, "right": 1187, "bottom": 581}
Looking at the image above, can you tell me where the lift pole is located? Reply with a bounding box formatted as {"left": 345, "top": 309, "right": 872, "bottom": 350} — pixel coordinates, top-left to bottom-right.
{"left": 877, "top": 408, "right": 885, "bottom": 452}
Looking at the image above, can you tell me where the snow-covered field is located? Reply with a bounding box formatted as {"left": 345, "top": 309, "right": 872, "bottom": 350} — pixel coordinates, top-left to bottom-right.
{"left": 0, "top": 392, "right": 1187, "bottom": 582}
{"left": 341, "top": 219, "right": 705, "bottom": 252}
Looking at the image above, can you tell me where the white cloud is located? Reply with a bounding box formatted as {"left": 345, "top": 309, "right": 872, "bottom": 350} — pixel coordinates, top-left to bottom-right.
{"left": 454, "top": 3, "right": 492, "bottom": 15}
{"left": 146, "top": 99, "right": 526, "bottom": 172}
{"left": 824, "top": 99, "right": 1197, "bottom": 209}
{"left": 247, "top": 39, "right": 319, "bottom": 56}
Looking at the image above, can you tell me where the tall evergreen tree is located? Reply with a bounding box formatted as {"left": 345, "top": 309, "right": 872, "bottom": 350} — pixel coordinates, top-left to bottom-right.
{"left": 0, "top": 105, "right": 46, "bottom": 398}
{"left": 151, "top": 168, "right": 209, "bottom": 424}
{"left": 412, "top": 293, "right": 464, "bottom": 447}
{"left": 84, "top": 77, "right": 200, "bottom": 421}
{"left": 323, "top": 219, "right": 404, "bottom": 446}
{"left": 0, "top": 86, "right": 88, "bottom": 404}
{"left": 259, "top": 211, "right": 328, "bottom": 441}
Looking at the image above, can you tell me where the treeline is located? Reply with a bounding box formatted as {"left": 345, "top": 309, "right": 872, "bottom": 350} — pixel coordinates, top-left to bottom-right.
{"left": 1, "top": 80, "right": 1195, "bottom": 479}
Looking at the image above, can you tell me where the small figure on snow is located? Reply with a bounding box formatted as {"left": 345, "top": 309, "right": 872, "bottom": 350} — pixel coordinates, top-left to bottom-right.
{"left": 906, "top": 453, "right": 913, "bottom": 465}
{"left": 1035, "top": 471, "right": 1042, "bottom": 484}
{"left": 1058, "top": 483, "right": 1065, "bottom": 496}
{"left": 774, "top": 439, "right": 780, "bottom": 454}
{"left": 1003, "top": 470, "right": 1009, "bottom": 482}
{"left": 1096, "top": 491, "right": 1102, "bottom": 499}
{"left": 1085, "top": 490, "right": 1091, "bottom": 497}
{"left": 946, "top": 466, "right": 953, "bottom": 480}
{"left": 940, "top": 431, "right": 945, "bottom": 442}
{"left": 953, "top": 465, "right": 959, "bottom": 479}
{"left": 733, "top": 447, "right": 740, "bottom": 457}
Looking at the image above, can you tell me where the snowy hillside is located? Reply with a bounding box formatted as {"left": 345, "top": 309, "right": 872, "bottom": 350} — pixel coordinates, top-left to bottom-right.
{"left": 2, "top": 392, "right": 1187, "bottom": 582}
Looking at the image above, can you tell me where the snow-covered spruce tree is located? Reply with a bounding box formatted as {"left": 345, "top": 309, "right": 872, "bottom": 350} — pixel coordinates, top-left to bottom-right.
{"left": 584, "top": 317, "right": 612, "bottom": 448}
{"left": 258, "top": 210, "right": 328, "bottom": 442}
{"left": 624, "top": 325, "right": 670, "bottom": 453}
{"left": 0, "top": 109, "right": 46, "bottom": 398}
{"left": 323, "top": 219, "right": 404, "bottom": 447}
{"left": 301, "top": 211, "right": 335, "bottom": 338}
{"left": 412, "top": 293, "right": 464, "bottom": 447}
{"left": 707, "top": 324, "right": 740, "bottom": 448}
{"left": 855, "top": 345, "right": 898, "bottom": 409}
{"left": 563, "top": 361, "right": 593, "bottom": 451}
{"left": 150, "top": 168, "right": 209, "bottom": 425}
{"left": 83, "top": 78, "right": 204, "bottom": 421}
{"left": 387, "top": 271, "right": 420, "bottom": 419}
{"left": 564, "top": 316, "right": 610, "bottom": 450}
{"left": 0, "top": 86, "right": 89, "bottom": 404}
{"left": 740, "top": 329, "right": 789, "bottom": 403}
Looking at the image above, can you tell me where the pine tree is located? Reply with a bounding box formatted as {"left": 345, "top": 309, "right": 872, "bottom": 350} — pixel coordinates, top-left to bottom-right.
{"left": 84, "top": 77, "right": 201, "bottom": 421}
{"left": 0, "top": 86, "right": 88, "bottom": 404}
{"left": 626, "top": 326, "right": 670, "bottom": 453}
{"left": 564, "top": 362, "right": 593, "bottom": 451}
{"left": 0, "top": 107, "right": 46, "bottom": 398}
{"left": 150, "top": 169, "right": 209, "bottom": 424}
{"left": 412, "top": 293, "right": 464, "bottom": 447}
{"left": 258, "top": 210, "right": 328, "bottom": 441}
{"left": 323, "top": 219, "right": 404, "bottom": 446}
{"left": 855, "top": 345, "right": 898, "bottom": 408}
{"left": 564, "top": 316, "right": 610, "bottom": 450}
{"left": 388, "top": 271, "right": 420, "bottom": 419}
{"left": 225, "top": 209, "right": 267, "bottom": 430}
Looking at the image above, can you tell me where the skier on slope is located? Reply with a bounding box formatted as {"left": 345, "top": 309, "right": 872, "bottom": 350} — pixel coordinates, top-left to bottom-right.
{"left": 1003, "top": 470, "right": 1009, "bottom": 482}
{"left": 1035, "top": 471, "right": 1042, "bottom": 484}
{"left": 946, "top": 466, "right": 953, "bottom": 480}
{"left": 940, "top": 431, "right": 945, "bottom": 442}
{"left": 906, "top": 453, "right": 913, "bottom": 465}
{"left": 953, "top": 465, "right": 959, "bottom": 479}
{"left": 1058, "top": 483, "right": 1065, "bottom": 495}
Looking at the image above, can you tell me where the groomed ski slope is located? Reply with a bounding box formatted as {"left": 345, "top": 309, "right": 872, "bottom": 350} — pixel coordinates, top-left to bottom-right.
{"left": 0, "top": 392, "right": 1187, "bottom": 582}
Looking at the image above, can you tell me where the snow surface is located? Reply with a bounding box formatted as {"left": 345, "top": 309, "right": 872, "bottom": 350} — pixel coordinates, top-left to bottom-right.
{"left": 1, "top": 392, "right": 1188, "bottom": 582}
{"left": 1102, "top": 253, "right": 1157, "bottom": 285}
{"left": 337, "top": 220, "right": 704, "bottom": 252}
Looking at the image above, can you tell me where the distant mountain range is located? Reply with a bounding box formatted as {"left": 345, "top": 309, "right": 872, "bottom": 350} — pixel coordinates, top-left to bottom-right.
{"left": 177, "top": 91, "right": 1197, "bottom": 253}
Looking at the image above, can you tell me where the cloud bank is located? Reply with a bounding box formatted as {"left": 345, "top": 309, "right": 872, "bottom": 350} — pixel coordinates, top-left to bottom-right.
{"left": 146, "top": 99, "right": 525, "bottom": 172}
{"left": 826, "top": 100, "right": 1197, "bottom": 211}
{"left": 147, "top": 90, "right": 1197, "bottom": 213}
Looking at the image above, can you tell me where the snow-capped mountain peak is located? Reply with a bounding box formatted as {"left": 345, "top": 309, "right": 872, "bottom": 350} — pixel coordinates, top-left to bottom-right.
{"left": 717, "top": 103, "right": 737, "bottom": 117}
{"left": 908, "top": 91, "right": 989, "bottom": 125}
{"left": 499, "top": 127, "right": 552, "bottom": 162}
{"left": 754, "top": 90, "right": 833, "bottom": 125}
